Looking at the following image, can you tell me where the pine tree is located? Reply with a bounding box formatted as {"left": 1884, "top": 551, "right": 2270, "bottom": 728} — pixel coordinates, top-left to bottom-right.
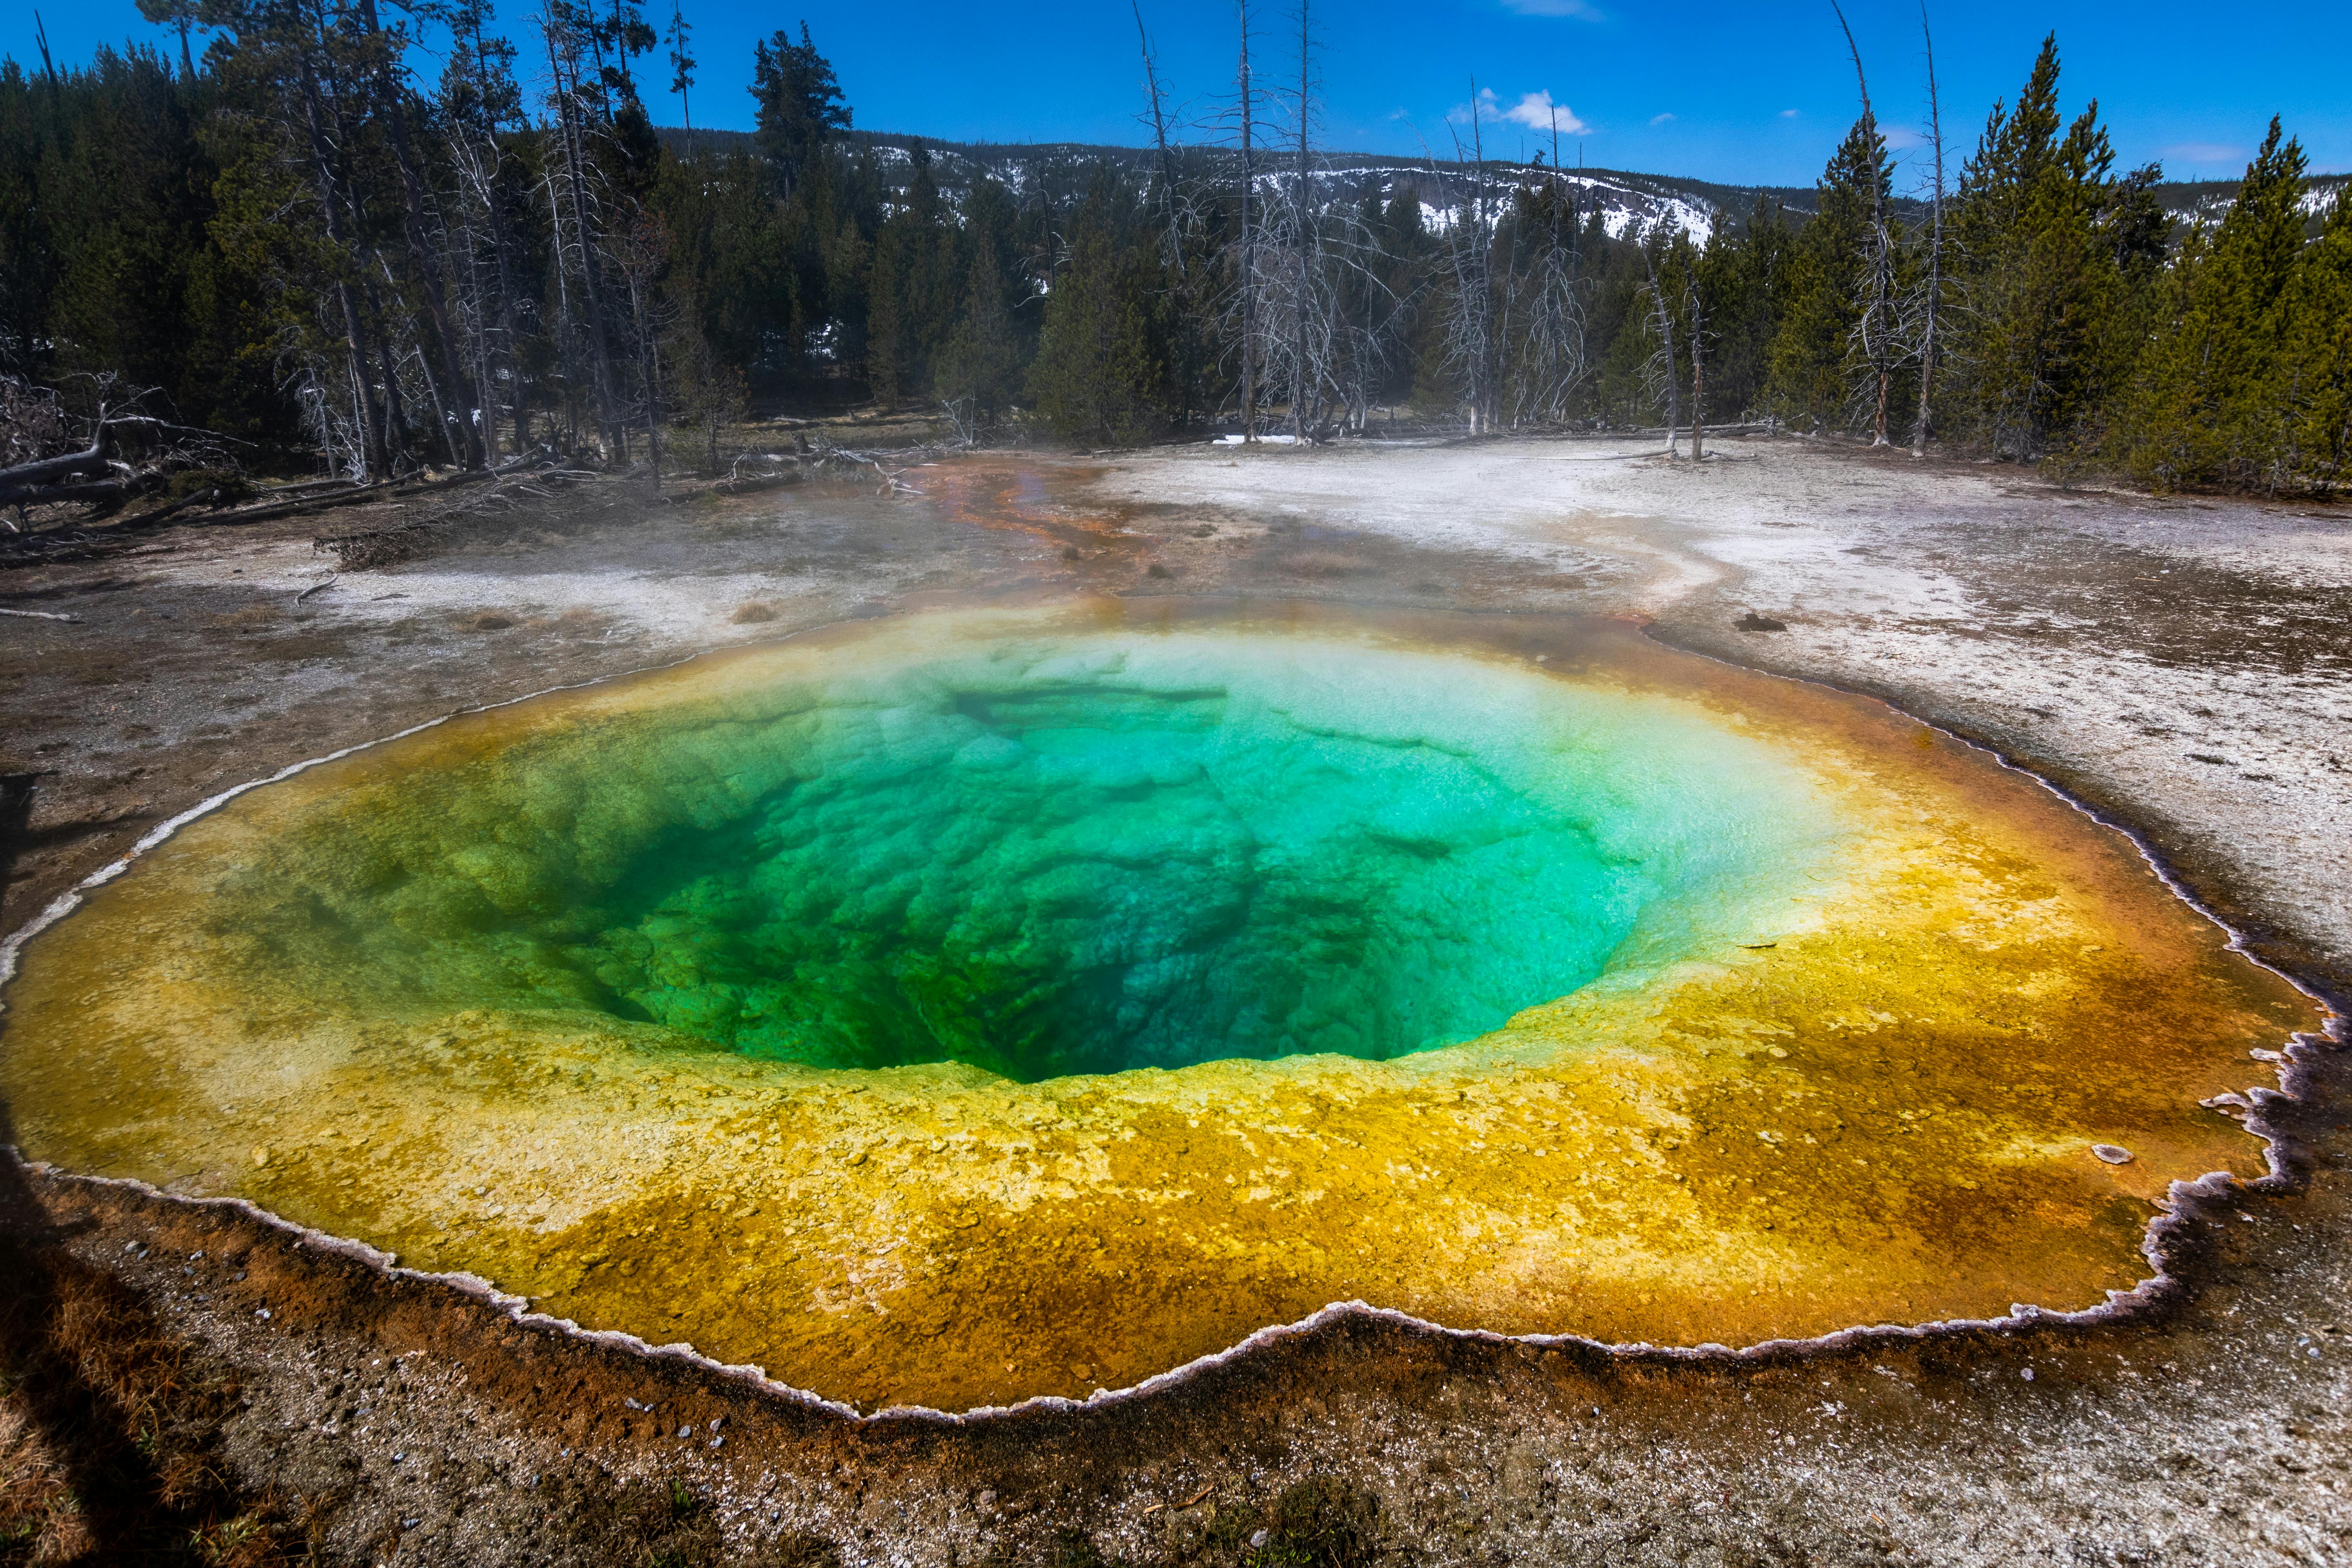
{"left": 937, "top": 230, "right": 1021, "bottom": 424}
{"left": 2273, "top": 188, "right": 2352, "bottom": 490}
{"left": 866, "top": 145, "right": 961, "bottom": 404}
{"left": 5, "top": 5, "right": 2343, "bottom": 486}
{"left": 1027, "top": 180, "right": 1170, "bottom": 445}
{"left": 1768, "top": 116, "right": 1889, "bottom": 432}
{"left": 1697, "top": 200, "right": 1793, "bottom": 421}
{"left": 1943, "top": 38, "right": 2137, "bottom": 462}
{"left": 2124, "top": 119, "right": 2309, "bottom": 489}
{"left": 45, "top": 47, "right": 212, "bottom": 401}
{"left": 0, "top": 62, "right": 55, "bottom": 377}
{"left": 751, "top": 22, "right": 849, "bottom": 200}
{"left": 660, "top": 151, "right": 790, "bottom": 383}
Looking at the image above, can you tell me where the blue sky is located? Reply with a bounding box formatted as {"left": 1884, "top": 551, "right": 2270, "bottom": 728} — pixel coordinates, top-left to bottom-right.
{"left": 10, "top": 0, "right": 2347, "bottom": 187}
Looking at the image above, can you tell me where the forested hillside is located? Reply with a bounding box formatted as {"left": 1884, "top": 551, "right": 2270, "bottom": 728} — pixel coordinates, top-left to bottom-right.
{"left": 2, "top": 4, "right": 2348, "bottom": 501}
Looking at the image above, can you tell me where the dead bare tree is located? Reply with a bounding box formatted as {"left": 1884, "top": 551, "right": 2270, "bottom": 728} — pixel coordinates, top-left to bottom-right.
{"left": 0, "top": 379, "right": 240, "bottom": 520}
{"left": 1686, "top": 253, "right": 1708, "bottom": 461}
{"left": 1134, "top": 2, "right": 1217, "bottom": 427}
{"left": 443, "top": 126, "right": 519, "bottom": 460}
{"left": 357, "top": 0, "right": 483, "bottom": 470}
{"left": 1289, "top": 0, "right": 1316, "bottom": 443}
{"left": 1434, "top": 84, "right": 1500, "bottom": 434}
{"left": 1135, "top": 1, "right": 1180, "bottom": 254}
{"left": 440, "top": 1, "right": 536, "bottom": 461}
{"left": 1909, "top": 2, "right": 1946, "bottom": 457}
{"left": 1637, "top": 238, "right": 1682, "bottom": 457}
{"left": 0, "top": 377, "right": 69, "bottom": 473}
{"left": 1235, "top": 0, "right": 1259, "bottom": 441}
{"left": 1503, "top": 112, "right": 1590, "bottom": 427}
{"left": 1831, "top": 0, "right": 1899, "bottom": 446}
{"left": 612, "top": 215, "right": 671, "bottom": 491}
{"left": 541, "top": 0, "right": 625, "bottom": 459}
{"left": 1313, "top": 193, "right": 1417, "bottom": 435}
{"left": 313, "top": 460, "right": 593, "bottom": 570}
{"left": 1227, "top": 4, "right": 1348, "bottom": 443}
{"left": 289, "top": 31, "right": 391, "bottom": 480}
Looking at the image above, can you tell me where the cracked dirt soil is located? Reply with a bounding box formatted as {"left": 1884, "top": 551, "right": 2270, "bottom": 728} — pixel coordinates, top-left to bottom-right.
{"left": 0, "top": 434, "right": 2348, "bottom": 1565}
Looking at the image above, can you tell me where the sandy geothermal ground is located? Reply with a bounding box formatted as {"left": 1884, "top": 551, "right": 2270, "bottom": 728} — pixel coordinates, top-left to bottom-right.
{"left": 0, "top": 432, "right": 2348, "bottom": 1565}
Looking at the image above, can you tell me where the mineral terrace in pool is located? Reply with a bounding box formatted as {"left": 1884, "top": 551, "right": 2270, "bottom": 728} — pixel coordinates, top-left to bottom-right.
{"left": 0, "top": 599, "right": 2318, "bottom": 1412}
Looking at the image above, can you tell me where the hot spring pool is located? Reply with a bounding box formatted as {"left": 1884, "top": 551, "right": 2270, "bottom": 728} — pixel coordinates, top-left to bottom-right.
{"left": 206, "top": 622, "right": 1830, "bottom": 1081}
{"left": 0, "top": 601, "right": 2315, "bottom": 1412}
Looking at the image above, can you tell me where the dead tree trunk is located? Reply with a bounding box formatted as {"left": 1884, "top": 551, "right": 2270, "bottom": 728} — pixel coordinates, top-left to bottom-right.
{"left": 1134, "top": 1, "right": 1202, "bottom": 428}
{"left": 544, "top": 3, "right": 623, "bottom": 458}
{"left": 370, "top": 306, "right": 414, "bottom": 463}
{"left": 1639, "top": 244, "right": 1680, "bottom": 457}
{"left": 0, "top": 403, "right": 230, "bottom": 510}
{"left": 295, "top": 50, "right": 389, "bottom": 481}
{"left": 359, "top": 0, "right": 482, "bottom": 470}
{"left": 1439, "top": 83, "right": 1499, "bottom": 436}
{"left": 1653, "top": 288, "right": 1680, "bottom": 458}
{"left": 451, "top": 183, "right": 499, "bottom": 462}
{"left": 0, "top": 421, "right": 110, "bottom": 503}
{"left": 619, "top": 221, "right": 666, "bottom": 492}
{"left": 1136, "top": 2, "right": 1178, "bottom": 252}
{"left": 1911, "top": 2, "right": 1945, "bottom": 458}
{"left": 1688, "top": 272, "right": 1706, "bottom": 461}
{"left": 1236, "top": 0, "right": 1257, "bottom": 443}
{"left": 447, "top": 11, "right": 527, "bottom": 461}
{"left": 376, "top": 249, "right": 460, "bottom": 470}
{"left": 1832, "top": 0, "right": 1896, "bottom": 446}
{"left": 1291, "top": 0, "right": 1312, "bottom": 445}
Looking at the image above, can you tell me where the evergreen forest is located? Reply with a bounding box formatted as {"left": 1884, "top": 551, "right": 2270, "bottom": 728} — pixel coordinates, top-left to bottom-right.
{"left": 2, "top": 3, "right": 2348, "bottom": 499}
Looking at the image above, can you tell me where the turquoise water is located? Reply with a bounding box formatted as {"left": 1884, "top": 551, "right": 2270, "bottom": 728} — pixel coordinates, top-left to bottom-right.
{"left": 208, "top": 628, "right": 1836, "bottom": 1082}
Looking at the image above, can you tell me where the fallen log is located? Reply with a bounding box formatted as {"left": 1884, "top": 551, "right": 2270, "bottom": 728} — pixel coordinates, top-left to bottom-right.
{"left": 312, "top": 467, "right": 597, "bottom": 570}
{"left": 0, "top": 436, "right": 110, "bottom": 500}
{"left": 1, "top": 477, "right": 392, "bottom": 566}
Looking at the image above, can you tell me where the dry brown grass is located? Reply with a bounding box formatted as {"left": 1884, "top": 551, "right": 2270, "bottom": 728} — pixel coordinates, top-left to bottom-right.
{"left": 0, "top": 1219, "right": 319, "bottom": 1566}
{"left": 0, "top": 1403, "right": 92, "bottom": 1563}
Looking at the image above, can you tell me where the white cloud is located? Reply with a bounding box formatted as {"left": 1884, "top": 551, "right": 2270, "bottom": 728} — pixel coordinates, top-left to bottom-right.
{"left": 1779, "top": 108, "right": 1800, "bottom": 119}
{"left": 1501, "top": 0, "right": 1603, "bottom": 16}
{"left": 1650, "top": 112, "right": 1675, "bottom": 126}
{"left": 1486, "top": 88, "right": 1590, "bottom": 134}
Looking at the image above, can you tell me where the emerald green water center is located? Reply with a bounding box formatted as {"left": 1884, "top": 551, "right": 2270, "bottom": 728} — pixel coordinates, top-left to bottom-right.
{"left": 583, "top": 679, "right": 1646, "bottom": 1080}
{"left": 209, "top": 627, "right": 1835, "bottom": 1083}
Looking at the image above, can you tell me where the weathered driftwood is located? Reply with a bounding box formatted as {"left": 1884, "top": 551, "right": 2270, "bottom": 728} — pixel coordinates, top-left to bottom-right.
{"left": 720, "top": 441, "right": 932, "bottom": 497}
{"left": 4, "top": 471, "right": 438, "bottom": 566}
{"left": 0, "top": 435, "right": 113, "bottom": 500}
{"left": 312, "top": 463, "right": 595, "bottom": 570}
{"left": 0, "top": 410, "right": 236, "bottom": 512}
